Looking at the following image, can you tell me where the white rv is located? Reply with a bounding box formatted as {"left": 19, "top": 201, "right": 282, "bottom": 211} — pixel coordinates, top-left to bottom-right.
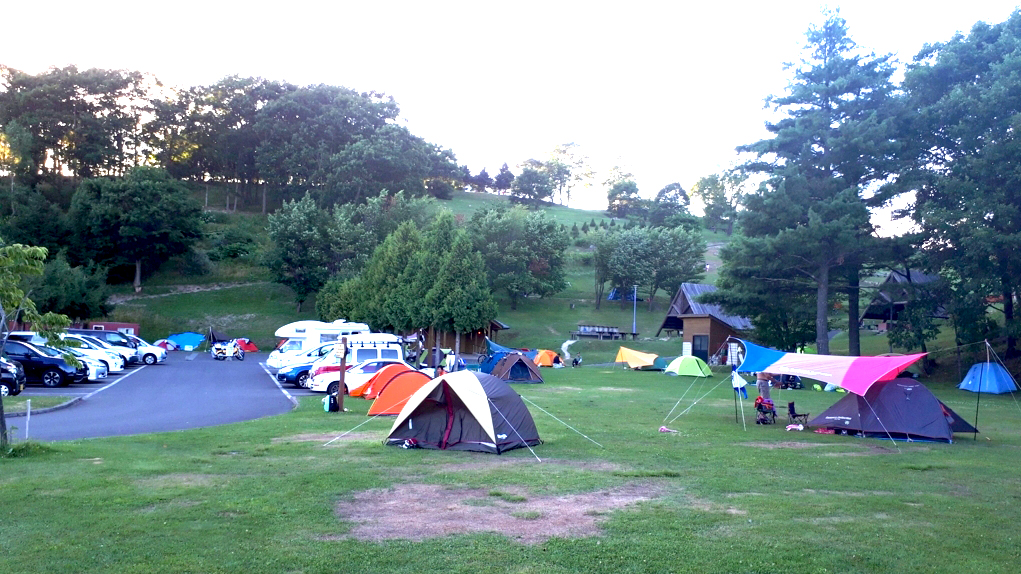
{"left": 266, "top": 320, "right": 370, "bottom": 369}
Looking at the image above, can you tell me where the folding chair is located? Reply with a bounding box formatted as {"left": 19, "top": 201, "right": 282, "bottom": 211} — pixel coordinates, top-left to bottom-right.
{"left": 787, "top": 401, "right": 809, "bottom": 425}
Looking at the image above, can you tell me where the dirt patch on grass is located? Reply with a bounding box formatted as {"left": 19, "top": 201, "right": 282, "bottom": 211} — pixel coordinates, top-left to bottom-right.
{"left": 436, "top": 457, "right": 622, "bottom": 473}
{"left": 271, "top": 432, "right": 382, "bottom": 444}
{"left": 138, "top": 499, "right": 202, "bottom": 513}
{"left": 597, "top": 387, "right": 635, "bottom": 392}
{"left": 738, "top": 441, "right": 832, "bottom": 450}
{"left": 331, "top": 482, "right": 661, "bottom": 544}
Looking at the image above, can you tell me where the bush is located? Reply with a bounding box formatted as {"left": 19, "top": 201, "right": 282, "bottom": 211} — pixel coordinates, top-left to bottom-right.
{"left": 173, "top": 247, "right": 213, "bottom": 276}
{"left": 200, "top": 211, "right": 230, "bottom": 224}
{"left": 207, "top": 228, "right": 258, "bottom": 261}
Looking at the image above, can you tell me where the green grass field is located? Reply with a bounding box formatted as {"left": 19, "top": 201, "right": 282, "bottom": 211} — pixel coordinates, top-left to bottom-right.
{"left": 2, "top": 368, "right": 1019, "bottom": 573}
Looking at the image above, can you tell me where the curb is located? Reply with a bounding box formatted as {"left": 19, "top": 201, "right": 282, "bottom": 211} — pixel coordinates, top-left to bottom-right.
{"left": 3, "top": 396, "right": 83, "bottom": 418}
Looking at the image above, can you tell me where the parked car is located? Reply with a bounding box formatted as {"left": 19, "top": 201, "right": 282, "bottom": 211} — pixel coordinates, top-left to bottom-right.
{"left": 59, "top": 334, "right": 125, "bottom": 372}
{"left": 1, "top": 340, "right": 87, "bottom": 387}
{"left": 308, "top": 358, "right": 415, "bottom": 395}
{"left": 66, "top": 329, "right": 142, "bottom": 364}
{"left": 65, "top": 347, "right": 108, "bottom": 381}
{"left": 269, "top": 342, "right": 339, "bottom": 371}
{"left": 0, "top": 357, "right": 26, "bottom": 396}
{"left": 276, "top": 362, "right": 315, "bottom": 388}
{"left": 123, "top": 334, "right": 167, "bottom": 365}
{"left": 62, "top": 334, "right": 132, "bottom": 369}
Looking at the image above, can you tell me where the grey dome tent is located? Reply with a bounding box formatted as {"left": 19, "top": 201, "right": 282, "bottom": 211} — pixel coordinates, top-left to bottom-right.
{"left": 809, "top": 378, "right": 976, "bottom": 442}
{"left": 491, "top": 353, "right": 544, "bottom": 383}
{"left": 386, "top": 371, "right": 541, "bottom": 454}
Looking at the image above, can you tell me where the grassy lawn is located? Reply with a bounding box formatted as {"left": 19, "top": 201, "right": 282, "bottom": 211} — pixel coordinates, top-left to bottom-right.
{"left": 2, "top": 396, "right": 72, "bottom": 413}
{"left": 1, "top": 367, "right": 1018, "bottom": 573}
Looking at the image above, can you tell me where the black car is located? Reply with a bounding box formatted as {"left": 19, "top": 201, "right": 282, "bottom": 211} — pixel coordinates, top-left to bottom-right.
{"left": 1, "top": 340, "right": 87, "bottom": 387}
{"left": 1, "top": 356, "right": 26, "bottom": 396}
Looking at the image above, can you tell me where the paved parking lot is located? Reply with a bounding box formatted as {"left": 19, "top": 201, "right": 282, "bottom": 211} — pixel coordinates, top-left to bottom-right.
{"left": 4, "top": 352, "right": 294, "bottom": 441}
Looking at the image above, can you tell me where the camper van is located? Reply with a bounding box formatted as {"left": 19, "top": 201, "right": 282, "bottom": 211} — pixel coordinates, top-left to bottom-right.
{"left": 266, "top": 320, "right": 370, "bottom": 369}
{"left": 306, "top": 332, "right": 406, "bottom": 393}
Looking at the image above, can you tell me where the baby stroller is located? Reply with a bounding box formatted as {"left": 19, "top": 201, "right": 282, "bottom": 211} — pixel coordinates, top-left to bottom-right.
{"left": 209, "top": 328, "right": 245, "bottom": 361}
{"left": 754, "top": 396, "right": 776, "bottom": 425}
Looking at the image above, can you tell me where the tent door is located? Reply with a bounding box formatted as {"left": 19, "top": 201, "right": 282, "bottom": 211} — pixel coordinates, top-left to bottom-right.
{"left": 692, "top": 335, "right": 709, "bottom": 362}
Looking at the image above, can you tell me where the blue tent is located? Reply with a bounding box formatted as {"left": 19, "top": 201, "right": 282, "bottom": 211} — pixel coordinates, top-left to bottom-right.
{"left": 958, "top": 362, "right": 1018, "bottom": 394}
{"left": 167, "top": 332, "right": 206, "bottom": 351}
{"left": 480, "top": 338, "right": 537, "bottom": 374}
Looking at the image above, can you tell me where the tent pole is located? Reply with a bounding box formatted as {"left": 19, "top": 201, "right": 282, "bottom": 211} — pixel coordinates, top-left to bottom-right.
{"left": 974, "top": 340, "right": 988, "bottom": 441}
{"left": 734, "top": 384, "right": 739, "bottom": 424}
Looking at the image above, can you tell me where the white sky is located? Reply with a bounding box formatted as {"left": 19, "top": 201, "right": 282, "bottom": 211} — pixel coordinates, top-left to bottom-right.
{"left": 4, "top": 1, "right": 1020, "bottom": 213}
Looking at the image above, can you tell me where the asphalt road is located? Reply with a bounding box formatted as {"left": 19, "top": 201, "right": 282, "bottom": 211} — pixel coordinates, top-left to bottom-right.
{"left": 4, "top": 352, "right": 295, "bottom": 442}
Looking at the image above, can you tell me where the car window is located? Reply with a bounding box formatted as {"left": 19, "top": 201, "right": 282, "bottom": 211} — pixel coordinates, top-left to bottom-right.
{"left": 37, "top": 346, "right": 62, "bottom": 357}
{"left": 4, "top": 341, "right": 31, "bottom": 355}
{"left": 380, "top": 349, "right": 400, "bottom": 359}
{"left": 355, "top": 348, "right": 377, "bottom": 363}
{"left": 279, "top": 339, "right": 302, "bottom": 352}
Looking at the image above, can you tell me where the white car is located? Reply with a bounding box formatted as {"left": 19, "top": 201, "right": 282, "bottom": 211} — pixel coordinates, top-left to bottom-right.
{"left": 63, "top": 347, "right": 109, "bottom": 381}
{"left": 308, "top": 358, "right": 415, "bottom": 395}
{"left": 60, "top": 334, "right": 126, "bottom": 372}
{"left": 124, "top": 334, "right": 167, "bottom": 365}
{"left": 267, "top": 342, "right": 339, "bottom": 371}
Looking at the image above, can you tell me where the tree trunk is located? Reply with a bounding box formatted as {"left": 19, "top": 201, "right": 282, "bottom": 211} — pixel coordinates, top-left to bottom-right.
{"left": 133, "top": 259, "right": 142, "bottom": 293}
{"left": 427, "top": 325, "right": 435, "bottom": 367}
{"left": 205, "top": 183, "right": 209, "bottom": 208}
{"left": 1003, "top": 283, "right": 1016, "bottom": 357}
{"left": 816, "top": 263, "right": 830, "bottom": 355}
{"left": 847, "top": 265, "right": 860, "bottom": 356}
{"left": 647, "top": 286, "right": 658, "bottom": 312}
{"left": 594, "top": 281, "right": 604, "bottom": 310}
{"left": 455, "top": 331, "right": 461, "bottom": 356}
{"left": 508, "top": 290, "right": 518, "bottom": 311}
{"left": 296, "top": 299, "right": 303, "bottom": 313}
{"left": 262, "top": 184, "right": 267, "bottom": 215}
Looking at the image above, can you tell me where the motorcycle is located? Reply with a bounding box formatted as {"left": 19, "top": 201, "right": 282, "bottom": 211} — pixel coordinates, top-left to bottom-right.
{"left": 211, "top": 339, "right": 245, "bottom": 361}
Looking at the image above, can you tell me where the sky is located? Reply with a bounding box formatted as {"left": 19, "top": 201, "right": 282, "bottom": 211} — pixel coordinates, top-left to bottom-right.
{"left": 4, "top": 1, "right": 1021, "bottom": 214}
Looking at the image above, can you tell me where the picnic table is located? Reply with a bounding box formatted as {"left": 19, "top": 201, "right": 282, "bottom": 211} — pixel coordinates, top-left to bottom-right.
{"left": 570, "top": 325, "right": 639, "bottom": 341}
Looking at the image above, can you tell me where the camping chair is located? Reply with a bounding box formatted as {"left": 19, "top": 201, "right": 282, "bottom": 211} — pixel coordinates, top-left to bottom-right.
{"left": 787, "top": 402, "right": 809, "bottom": 425}
{"left": 754, "top": 397, "right": 776, "bottom": 425}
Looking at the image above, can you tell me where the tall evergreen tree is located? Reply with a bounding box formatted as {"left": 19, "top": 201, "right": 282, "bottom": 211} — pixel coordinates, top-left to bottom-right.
{"left": 728, "top": 12, "right": 898, "bottom": 354}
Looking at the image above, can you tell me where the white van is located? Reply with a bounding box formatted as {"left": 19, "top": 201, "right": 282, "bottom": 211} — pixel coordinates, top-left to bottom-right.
{"left": 306, "top": 333, "right": 406, "bottom": 393}
{"left": 266, "top": 320, "right": 370, "bottom": 369}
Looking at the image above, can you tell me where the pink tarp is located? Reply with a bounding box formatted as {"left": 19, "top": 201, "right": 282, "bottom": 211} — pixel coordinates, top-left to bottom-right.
{"left": 736, "top": 339, "right": 925, "bottom": 396}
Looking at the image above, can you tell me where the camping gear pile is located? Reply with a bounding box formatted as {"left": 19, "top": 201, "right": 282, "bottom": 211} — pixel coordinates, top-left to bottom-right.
{"left": 209, "top": 328, "right": 245, "bottom": 361}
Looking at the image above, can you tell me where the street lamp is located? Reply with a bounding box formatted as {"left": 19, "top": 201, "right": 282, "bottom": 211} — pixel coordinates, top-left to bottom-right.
{"left": 632, "top": 284, "right": 638, "bottom": 336}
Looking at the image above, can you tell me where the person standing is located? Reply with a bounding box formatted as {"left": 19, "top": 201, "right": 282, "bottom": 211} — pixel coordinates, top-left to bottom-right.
{"left": 755, "top": 372, "right": 775, "bottom": 400}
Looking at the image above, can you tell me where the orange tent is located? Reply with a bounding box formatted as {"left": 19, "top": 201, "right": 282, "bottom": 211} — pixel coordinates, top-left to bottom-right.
{"left": 533, "top": 349, "right": 561, "bottom": 367}
{"left": 350, "top": 364, "right": 413, "bottom": 398}
{"left": 368, "top": 370, "right": 433, "bottom": 415}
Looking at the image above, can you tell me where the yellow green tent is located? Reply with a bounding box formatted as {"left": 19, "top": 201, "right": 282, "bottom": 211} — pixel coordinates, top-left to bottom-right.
{"left": 614, "top": 346, "right": 659, "bottom": 369}
{"left": 665, "top": 355, "right": 712, "bottom": 377}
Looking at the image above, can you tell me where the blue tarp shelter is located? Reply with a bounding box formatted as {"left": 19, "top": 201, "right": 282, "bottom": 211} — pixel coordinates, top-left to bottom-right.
{"left": 958, "top": 362, "right": 1018, "bottom": 394}
{"left": 167, "top": 332, "right": 206, "bottom": 351}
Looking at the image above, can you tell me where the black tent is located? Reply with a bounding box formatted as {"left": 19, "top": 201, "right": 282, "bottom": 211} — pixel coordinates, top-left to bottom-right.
{"left": 386, "top": 371, "right": 541, "bottom": 454}
{"left": 490, "top": 353, "right": 544, "bottom": 383}
{"left": 809, "top": 378, "right": 976, "bottom": 442}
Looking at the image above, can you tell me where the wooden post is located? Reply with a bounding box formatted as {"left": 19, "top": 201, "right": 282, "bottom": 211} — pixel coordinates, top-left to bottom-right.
{"left": 336, "top": 337, "right": 347, "bottom": 412}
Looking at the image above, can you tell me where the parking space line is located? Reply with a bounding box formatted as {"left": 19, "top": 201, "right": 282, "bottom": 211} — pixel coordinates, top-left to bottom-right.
{"left": 84, "top": 365, "right": 147, "bottom": 399}
{"left": 260, "top": 362, "right": 298, "bottom": 407}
